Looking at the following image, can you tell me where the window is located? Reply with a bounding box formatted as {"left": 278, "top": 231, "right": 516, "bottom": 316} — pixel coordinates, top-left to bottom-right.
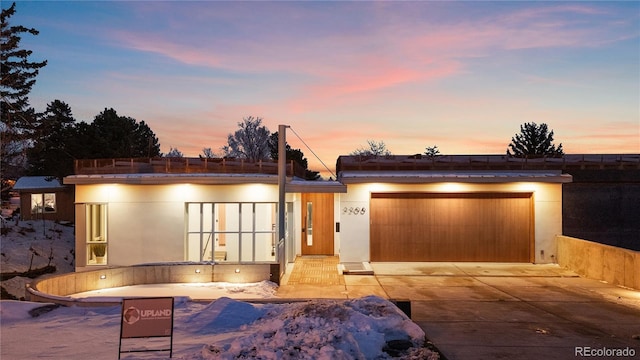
{"left": 186, "top": 202, "right": 277, "bottom": 263}
{"left": 86, "top": 204, "right": 107, "bottom": 265}
{"left": 31, "top": 193, "right": 56, "bottom": 214}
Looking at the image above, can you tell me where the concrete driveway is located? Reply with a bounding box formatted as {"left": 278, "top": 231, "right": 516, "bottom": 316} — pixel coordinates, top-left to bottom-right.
{"left": 278, "top": 260, "right": 640, "bottom": 359}
{"left": 369, "top": 263, "right": 640, "bottom": 360}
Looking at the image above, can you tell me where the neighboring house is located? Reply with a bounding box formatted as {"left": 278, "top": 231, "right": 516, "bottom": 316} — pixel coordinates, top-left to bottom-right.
{"left": 63, "top": 154, "right": 638, "bottom": 277}
{"left": 12, "top": 176, "right": 75, "bottom": 222}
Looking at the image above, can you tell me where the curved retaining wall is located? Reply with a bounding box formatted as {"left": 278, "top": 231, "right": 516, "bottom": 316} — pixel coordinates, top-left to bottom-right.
{"left": 26, "top": 263, "right": 279, "bottom": 306}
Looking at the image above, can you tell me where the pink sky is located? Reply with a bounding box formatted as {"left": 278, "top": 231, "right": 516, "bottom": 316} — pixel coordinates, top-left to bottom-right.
{"left": 15, "top": 1, "right": 640, "bottom": 175}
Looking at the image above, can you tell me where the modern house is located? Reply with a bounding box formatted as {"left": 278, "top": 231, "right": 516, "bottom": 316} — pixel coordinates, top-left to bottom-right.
{"left": 12, "top": 176, "right": 75, "bottom": 222}
{"left": 62, "top": 153, "right": 639, "bottom": 279}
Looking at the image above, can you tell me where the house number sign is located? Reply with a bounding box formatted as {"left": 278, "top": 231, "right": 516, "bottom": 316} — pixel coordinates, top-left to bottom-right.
{"left": 343, "top": 207, "right": 366, "bottom": 215}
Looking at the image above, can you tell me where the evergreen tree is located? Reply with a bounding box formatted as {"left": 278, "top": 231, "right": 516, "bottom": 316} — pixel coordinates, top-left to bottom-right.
{"left": 507, "top": 122, "right": 564, "bottom": 157}
{"left": 1, "top": 2, "right": 47, "bottom": 179}
{"left": 269, "top": 132, "right": 320, "bottom": 180}
{"left": 27, "top": 100, "right": 76, "bottom": 179}
{"left": 89, "top": 108, "right": 161, "bottom": 158}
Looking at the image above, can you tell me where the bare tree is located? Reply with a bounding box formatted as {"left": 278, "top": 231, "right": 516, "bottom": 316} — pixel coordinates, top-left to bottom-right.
{"left": 165, "top": 147, "right": 184, "bottom": 157}
{"left": 350, "top": 140, "right": 391, "bottom": 157}
{"left": 222, "top": 117, "right": 271, "bottom": 161}
{"left": 200, "top": 147, "right": 217, "bottom": 159}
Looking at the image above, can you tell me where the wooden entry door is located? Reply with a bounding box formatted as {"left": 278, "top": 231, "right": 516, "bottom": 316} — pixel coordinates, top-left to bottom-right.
{"left": 301, "top": 193, "right": 334, "bottom": 255}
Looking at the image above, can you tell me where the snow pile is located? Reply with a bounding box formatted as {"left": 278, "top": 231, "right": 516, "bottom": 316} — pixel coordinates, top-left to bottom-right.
{"left": 186, "top": 296, "right": 433, "bottom": 360}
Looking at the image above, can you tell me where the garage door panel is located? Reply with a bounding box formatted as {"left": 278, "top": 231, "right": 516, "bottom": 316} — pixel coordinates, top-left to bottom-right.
{"left": 371, "top": 193, "right": 532, "bottom": 262}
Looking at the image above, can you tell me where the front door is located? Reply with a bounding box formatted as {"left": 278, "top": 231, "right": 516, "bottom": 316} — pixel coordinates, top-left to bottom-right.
{"left": 301, "top": 193, "right": 334, "bottom": 255}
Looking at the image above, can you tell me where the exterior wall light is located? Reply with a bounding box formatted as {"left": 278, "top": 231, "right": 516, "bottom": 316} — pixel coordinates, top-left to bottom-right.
{"left": 99, "top": 274, "right": 107, "bottom": 280}
{"left": 195, "top": 269, "right": 201, "bottom": 274}
{"left": 235, "top": 268, "right": 241, "bottom": 273}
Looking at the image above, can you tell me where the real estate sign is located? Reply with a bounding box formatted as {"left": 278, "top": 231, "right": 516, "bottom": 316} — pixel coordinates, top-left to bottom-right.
{"left": 120, "top": 297, "right": 174, "bottom": 338}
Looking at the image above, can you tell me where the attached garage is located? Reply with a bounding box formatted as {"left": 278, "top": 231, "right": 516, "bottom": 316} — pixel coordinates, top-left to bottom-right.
{"left": 336, "top": 157, "right": 574, "bottom": 265}
{"left": 370, "top": 192, "right": 533, "bottom": 262}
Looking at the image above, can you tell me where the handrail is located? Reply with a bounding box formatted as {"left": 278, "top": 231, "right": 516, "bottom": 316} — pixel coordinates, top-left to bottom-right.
{"left": 336, "top": 154, "right": 640, "bottom": 172}
{"left": 74, "top": 157, "right": 306, "bottom": 178}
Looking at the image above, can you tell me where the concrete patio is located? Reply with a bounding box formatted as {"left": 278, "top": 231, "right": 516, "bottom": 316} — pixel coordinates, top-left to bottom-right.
{"left": 278, "top": 259, "right": 640, "bottom": 360}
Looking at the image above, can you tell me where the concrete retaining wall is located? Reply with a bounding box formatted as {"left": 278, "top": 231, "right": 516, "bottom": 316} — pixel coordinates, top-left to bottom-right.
{"left": 26, "top": 263, "right": 279, "bottom": 306}
{"left": 557, "top": 235, "right": 639, "bottom": 290}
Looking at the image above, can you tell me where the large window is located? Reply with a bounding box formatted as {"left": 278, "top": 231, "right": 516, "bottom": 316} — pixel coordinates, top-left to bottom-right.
{"left": 86, "top": 204, "right": 108, "bottom": 265}
{"left": 186, "top": 202, "right": 277, "bottom": 263}
{"left": 31, "top": 193, "right": 56, "bottom": 214}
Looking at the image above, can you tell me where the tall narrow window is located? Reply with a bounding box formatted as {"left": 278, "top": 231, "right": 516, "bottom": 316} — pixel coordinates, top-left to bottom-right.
{"left": 306, "top": 202, "right": 313, "bottom": 246}
{"left": 86, "top": 204, "right": 107, "bottom": 265}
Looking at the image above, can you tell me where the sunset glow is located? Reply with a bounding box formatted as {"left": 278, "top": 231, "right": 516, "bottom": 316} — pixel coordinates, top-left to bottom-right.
{"left": 11, "top": 1, "right": 639, "bottom": 175}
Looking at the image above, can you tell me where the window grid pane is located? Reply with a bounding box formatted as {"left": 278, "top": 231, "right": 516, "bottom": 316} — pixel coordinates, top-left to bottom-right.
{"left": 187, "top": 202, "right": 277, "bottom": 263}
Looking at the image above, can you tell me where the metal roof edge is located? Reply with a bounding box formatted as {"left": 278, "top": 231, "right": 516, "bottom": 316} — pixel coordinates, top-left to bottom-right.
{"left": 286, "top": 180, "right": 347, "bottom": 193}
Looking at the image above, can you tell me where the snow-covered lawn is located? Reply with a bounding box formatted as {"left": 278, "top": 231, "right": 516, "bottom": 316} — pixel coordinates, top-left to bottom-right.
{"left": 1, "top": 220, "right": 75, "bottom": 299}
{"left": 1, "top": 220, "right": 439, "bottom": 359}
{"left": 1, "top": 296, "right": 436, "bottom": 359}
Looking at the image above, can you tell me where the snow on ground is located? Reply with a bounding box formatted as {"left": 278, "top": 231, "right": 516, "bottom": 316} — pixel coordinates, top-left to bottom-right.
{"left": 1, "top": 296, "right": 436, "bottom": 359}
{"left": 1, "top": 220, "right": 76, "bottom": 299}
{"left": 0, "top": 220, "right": 439, "bottom": 359}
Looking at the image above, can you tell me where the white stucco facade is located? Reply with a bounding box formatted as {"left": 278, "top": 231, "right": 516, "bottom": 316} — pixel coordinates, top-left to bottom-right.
{"left": 73, "top": 182, "right": 291, "bottom": 271}
{"left": 67, "top": 169, "right": 570, "bottom": 271}
{"left": 336, "top": 181, "right": 565, "bottom": 264}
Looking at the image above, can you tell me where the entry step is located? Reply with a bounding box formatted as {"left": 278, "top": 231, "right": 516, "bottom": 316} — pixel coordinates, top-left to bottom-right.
{"left": 338, "top": 262, "right": 374, "bottom": 275}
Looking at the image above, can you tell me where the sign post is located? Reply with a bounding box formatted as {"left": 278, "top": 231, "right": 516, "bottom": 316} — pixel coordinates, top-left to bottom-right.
{"left": 119, "top": 297, "right": 174, "bottom": 359}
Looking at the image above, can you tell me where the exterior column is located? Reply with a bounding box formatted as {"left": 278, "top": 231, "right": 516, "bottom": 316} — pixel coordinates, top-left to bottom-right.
{"left": 277, "top": 125, "right": 289, "bottom": 268}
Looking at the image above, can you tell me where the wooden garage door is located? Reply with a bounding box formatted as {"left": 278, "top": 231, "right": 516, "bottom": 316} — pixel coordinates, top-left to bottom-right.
{"left": 370, "top": 192, "right": 533, "bottom": 262}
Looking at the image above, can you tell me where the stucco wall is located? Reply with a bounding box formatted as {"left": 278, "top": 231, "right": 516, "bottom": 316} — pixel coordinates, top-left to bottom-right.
{"left": 338, "top": 182, "right": 564, "bottom": 263}
{"left": 74, "top": 183, "right": 282, "bottom": 270}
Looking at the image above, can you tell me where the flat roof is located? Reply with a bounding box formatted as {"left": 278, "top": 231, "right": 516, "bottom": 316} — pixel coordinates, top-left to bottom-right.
{"left": 339, "top": 170, "right": 573, "bottom": 184}
{"left": 64, "top": 173, "right": 348, "bottom": 193}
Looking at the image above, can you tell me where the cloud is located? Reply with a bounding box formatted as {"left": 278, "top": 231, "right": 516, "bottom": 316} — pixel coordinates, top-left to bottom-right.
{"left": 37, "top": 1, "right": 638, "bottom": 168}
{"left": 107, "top": 2, "right": 635, "bottom": 114}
